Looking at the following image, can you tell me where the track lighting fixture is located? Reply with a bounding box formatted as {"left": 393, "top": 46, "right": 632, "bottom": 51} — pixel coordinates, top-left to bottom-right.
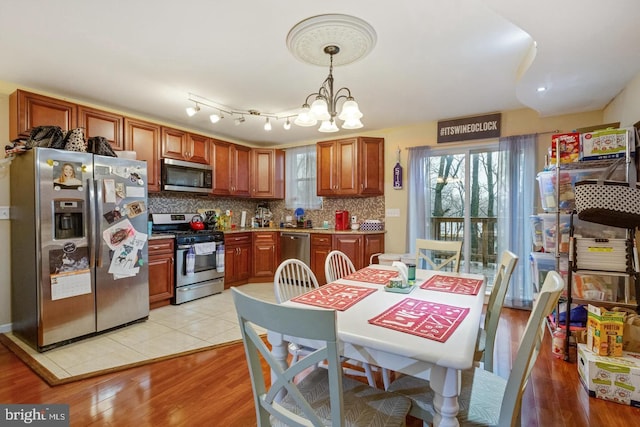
{"left": 185, "top": 103, "right": 200, "bottom": 117}
{"left": 235, "top": 116, "right": 245, "bottom": 126}
{"left": 209, "top": 112, "right": 223, "bottom": 123}
{"left": 264, "top": 117, "right": 271, "bottom": 131}
{"left": 283, "top": 118, "right": 291, "bottom": 130}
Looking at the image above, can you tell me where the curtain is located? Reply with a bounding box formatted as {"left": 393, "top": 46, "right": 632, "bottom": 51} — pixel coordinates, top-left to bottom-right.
{"left": 285, "top": 145, "right": 323, "bottom": 210}
{"left": 496, "top": 134, "right": 537, "bottom": 308}
{"left": 407, "top": 146, "right": 432, "bottom": 255}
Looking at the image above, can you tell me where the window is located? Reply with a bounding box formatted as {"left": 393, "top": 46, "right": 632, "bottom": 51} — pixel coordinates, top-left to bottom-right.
{"left": 285, "top": 145, "right": 323, "bottom": 210}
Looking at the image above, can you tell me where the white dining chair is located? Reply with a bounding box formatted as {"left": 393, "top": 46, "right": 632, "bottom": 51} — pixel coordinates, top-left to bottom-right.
{"left": 475, "top": 250, "right": 518, "bottom": 372}
{"left": 324, "top": 250, "right": 378, "bottom": 388}
{"left": 232, "top": 287, "right": 411, "bottom": 426}
{"left": 273, "top": 258, "right": 320, "bottom": 365}
{"left": 416, "top": 238, "right": 462, "bottom": 272}
{"left": 387, "top": 270, "right": 564, "bottom": 426}
{"left": 324, "top": 250, "right": 356, "bottom": 284}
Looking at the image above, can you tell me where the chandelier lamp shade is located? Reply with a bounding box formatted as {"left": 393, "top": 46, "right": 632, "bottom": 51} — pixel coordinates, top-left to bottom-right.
{"left": 294, "top": 45, "right": 363, "bottom": 132}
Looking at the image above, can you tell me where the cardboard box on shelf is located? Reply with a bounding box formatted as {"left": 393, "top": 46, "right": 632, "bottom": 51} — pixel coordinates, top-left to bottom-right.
{"left": 577, "top": 343, "right": 640, "bottom": 407}
{"left": 550, "top": 132, "right": 580, "bottom": 164}
{"left": 581, "top": 127, "right": 636, "bottom": 161}
{"left": 587, "top": 304, "right": 625, "bottom": 357}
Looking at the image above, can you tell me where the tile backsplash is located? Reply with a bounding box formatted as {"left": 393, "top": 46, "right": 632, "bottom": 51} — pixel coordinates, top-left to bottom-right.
{"left": 148, "top": 193, "right": 385, "bottom": 229}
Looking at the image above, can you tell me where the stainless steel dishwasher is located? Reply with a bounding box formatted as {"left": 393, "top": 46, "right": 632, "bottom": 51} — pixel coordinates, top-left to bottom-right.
{"left": 280, "top": 232, "right": 310, "bottom": 267}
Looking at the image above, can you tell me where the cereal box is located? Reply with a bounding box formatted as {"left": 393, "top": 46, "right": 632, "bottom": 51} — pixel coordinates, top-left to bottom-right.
{"left": 587, "top": 304, "right": 625, "bottom": 357}
{"left": 550, "top": 132, "right": 580, "bottom": 164}
{"left": 581, "top": 127, "right": 636, "bottom": 161}
{"left": 578, "top": 343, "right": 640, "bottom": 407}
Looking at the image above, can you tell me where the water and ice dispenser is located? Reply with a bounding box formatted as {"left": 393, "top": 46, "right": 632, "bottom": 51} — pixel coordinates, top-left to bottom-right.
{"left": 54, "top": 199, "right": 84, "bottom": 240}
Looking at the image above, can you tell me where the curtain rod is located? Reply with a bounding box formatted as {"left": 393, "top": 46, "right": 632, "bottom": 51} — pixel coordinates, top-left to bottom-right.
{"left": 536, "top": 129, "right": 560, "bottom": 135}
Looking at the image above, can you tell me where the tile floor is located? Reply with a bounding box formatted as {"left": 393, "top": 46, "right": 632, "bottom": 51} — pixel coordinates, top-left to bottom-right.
{"left": 7, "top": 283, "right": 275, "bottom": 380}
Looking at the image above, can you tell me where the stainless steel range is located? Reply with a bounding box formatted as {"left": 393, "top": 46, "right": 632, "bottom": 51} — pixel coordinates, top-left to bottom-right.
{"left": 151, "top": 213, "right": 225, "bottom": 304}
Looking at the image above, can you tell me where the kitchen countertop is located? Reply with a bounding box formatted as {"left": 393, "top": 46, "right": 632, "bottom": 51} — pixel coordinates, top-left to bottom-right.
{"left": 223, "top": 227, "right": 385, "bottom": 235}
{"left": 150, "top": 228, "right": 386, "bottom": 239}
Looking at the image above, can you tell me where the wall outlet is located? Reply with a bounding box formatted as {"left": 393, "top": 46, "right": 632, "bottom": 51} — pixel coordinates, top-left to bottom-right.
{"left": 0, "top": 206, "right": 9, "bottom": 220}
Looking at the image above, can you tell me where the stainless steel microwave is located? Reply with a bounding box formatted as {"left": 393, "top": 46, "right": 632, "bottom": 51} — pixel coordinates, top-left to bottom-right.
{"left": 161, "top": 158, "right": 212, "bottom": 193}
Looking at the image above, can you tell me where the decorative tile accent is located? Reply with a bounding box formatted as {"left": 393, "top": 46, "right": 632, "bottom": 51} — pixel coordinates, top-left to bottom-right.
{"left": 149, "top": 193, "right": 385, "bottom": 230}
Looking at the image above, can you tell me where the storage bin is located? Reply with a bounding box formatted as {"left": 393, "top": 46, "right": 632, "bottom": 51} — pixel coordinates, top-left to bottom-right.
{"left": 377, "top": 253, "right": 402, "bottom": 266}
{"left": 572, "top": 273, "right": 620, "bottom": 302}
{"left": 539, "top": 213, "right": 571, "bottom": 253}
{"left": 536, "top": 167, "right": 625, "bottom": 212}
{"left": 538, "top": 214, "right": 626, "bottom": 253}
{"left": 530, "top": 252, "right": 568, "bottom": 292}
{"left": 530, "top": 215, "right": 543, "bottom": 249}
{"left": 574, "top": 238, "right": 630, "bottom": 272}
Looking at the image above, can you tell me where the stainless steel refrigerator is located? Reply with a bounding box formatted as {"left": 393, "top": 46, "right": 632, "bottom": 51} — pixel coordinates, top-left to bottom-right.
{"left": 10, "top": 147, "right": 149, "bottom": 351}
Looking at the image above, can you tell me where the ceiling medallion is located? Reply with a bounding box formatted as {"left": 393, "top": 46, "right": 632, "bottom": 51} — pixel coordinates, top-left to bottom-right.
{"left": 286, "top": 14, "right": 377, "bottom": 67}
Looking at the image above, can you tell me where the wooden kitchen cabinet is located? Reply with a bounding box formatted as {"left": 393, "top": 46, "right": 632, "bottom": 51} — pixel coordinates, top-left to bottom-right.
{"left": 333, "top": 234, "right": 364, "bottom": 270}
{"left": 364, "top": 233, "right": 385, "bottom": 266}
{"left": 9, "top": 89, "right": 77, "bottom": 140}
{"left": 251, "top": 148, "right": 285, "bottom": 199}
{"left": 78, "top": 105, "right": 124, "bottom": 151}
{"left": 224, "top": 233, "right": 252, "bottom": 288}
{"left": 186, "top": 133, "right": 210, "bottom": 164}
{"left": 252, "top": 231, "right": 278, "bottom": 279}
{"left": 124, "top": 118, "right": 161, "bottom": 192}
{"left": 148, "top": 238, "right": 175, "bottom": 309}
{"left": 161, "top": 127, "right": 209, "bottom": 164}
{"left": 211, "top": 139, "right": 250, "bottom": 197}
{"left": 311, "top": 234, "right": 332, "bottom": 285}
{"left": 316, "top": 137, "right": 384, "bottom": 197}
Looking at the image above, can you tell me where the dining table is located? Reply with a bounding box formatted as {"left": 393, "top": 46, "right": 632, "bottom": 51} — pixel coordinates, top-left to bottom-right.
{"left": 268, "top": 264, "right": 487, "bottom": 427}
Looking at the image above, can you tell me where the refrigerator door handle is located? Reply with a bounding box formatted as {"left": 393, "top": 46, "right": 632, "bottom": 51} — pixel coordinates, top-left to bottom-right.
{"left": 94, "top": 178, "right": 104, "bottom": 268}
{"left": 88, "top": 177, "right": 97, "bottom": 269}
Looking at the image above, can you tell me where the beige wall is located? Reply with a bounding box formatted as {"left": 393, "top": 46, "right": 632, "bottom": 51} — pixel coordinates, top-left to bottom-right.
{"left": 1, "top": 76, "right": 639, "bottom": 330}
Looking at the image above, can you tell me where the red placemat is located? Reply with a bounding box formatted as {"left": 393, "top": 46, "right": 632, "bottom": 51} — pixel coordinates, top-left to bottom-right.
{"left": 420, "top": 274, "right": 484, "bottom": 295}
{"left": 290, "top": 283, "right": 377, "bottom": 311}
{"left": 368, "top": 298, "right": 469, "bottom": 342}
{"left": 342, "top": 267, "right": 399, "bottom": 284}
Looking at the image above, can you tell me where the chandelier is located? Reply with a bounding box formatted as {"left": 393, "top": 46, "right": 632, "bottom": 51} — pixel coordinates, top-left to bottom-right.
{"left": 294, "top": 45, "right": 363, "bottom": 132}
{"left": 183, "top": 15, "right": 375, "bottom": 134}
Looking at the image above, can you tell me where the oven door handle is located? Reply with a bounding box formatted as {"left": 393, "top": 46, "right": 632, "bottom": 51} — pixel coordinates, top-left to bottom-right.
{"left": 177, "top": 280, "right": 222, "bottom": 292}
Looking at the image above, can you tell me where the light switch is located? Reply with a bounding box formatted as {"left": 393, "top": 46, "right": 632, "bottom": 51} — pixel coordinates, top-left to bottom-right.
{"left": 386, "top": 208, "right": 400, "bottom": 217}
{"left": 0, "top": 206, "right": 9, "bottom": 220}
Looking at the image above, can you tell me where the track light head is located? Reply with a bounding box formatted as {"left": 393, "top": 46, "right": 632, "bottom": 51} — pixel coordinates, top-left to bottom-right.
{"left": 186, "top": 104, "right": 200, "bottom": 117}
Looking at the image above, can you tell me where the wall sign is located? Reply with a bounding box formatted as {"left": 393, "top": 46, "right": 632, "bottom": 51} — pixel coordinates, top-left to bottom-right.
{"left": 437, "top": 113, "right": 501, "bottom": 143}
{"left": 393, "top": 148, "right": 403, "bottom": 189}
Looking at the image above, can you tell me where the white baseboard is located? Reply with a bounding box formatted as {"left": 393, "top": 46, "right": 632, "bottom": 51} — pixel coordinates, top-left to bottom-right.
{"left": 0, "top": 323, "right": 12, "bottom": 334}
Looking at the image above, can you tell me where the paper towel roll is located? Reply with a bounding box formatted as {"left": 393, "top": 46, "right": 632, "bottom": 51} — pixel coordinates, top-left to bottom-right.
{"left": 240, "top": 210, "right": 247, "bottom": 227}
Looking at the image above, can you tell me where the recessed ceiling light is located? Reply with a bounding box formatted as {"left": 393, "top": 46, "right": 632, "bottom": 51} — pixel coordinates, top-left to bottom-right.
{"left": 537, "top": 86, "right": 546, "bottom": 92}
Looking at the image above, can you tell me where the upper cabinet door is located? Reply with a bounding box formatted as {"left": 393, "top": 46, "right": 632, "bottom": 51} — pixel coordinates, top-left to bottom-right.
{"left": 211, "top": 139, "right": 232, "bottom": 196}
{"left": 251, "top": 148, "right": 285, "bottom": 199}
{"left": 232, "top": 144, "right": 251, "bottom": 197}
{"left": 161, "top": 127, "right": 188, "bottom": 160}
{"left": 10, "top": 89, "right": 77, "bottom": 140}
{"left": 187, "top": 133, "right": 210, "bottom": 164}
{"left": 78, "top": 106, "right": 124, "bottom": 151}
{"left": 317, "top": 140, "right": 337, "bottom": 196}
{"left": 359, "top": 137, "right": 385, "bottom": 196}
{"left": 124, "top": 118, "right": 161, "bottom": 192}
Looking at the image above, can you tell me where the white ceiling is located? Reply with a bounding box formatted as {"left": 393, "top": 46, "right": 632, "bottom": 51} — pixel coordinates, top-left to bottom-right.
{"left": 1, "top": 0, "right": 639, "bottom": 146}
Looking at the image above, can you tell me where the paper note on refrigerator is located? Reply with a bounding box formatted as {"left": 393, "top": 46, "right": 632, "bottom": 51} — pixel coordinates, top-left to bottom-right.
{"left": 51, "top": 270, "right": 92, "bottom": 300}
{"left": 108, "top": 229, "right": 148, "bottom": 278}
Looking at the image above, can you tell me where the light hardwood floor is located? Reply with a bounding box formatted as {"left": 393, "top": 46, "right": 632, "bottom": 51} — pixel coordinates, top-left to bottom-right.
{"left": 1, "top": 290, "right": 639, "bottom": 426}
